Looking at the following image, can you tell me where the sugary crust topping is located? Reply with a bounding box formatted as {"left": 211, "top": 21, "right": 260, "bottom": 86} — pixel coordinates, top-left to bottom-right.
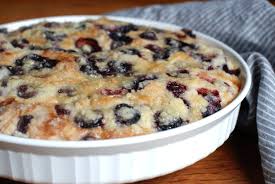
{"left": 0, "top": 17, "right": 241, "bottom": 140}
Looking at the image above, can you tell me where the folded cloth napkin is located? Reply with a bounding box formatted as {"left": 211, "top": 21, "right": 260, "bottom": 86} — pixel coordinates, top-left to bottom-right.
{"left": 109, "top": 0, "right": 275, "bottom": 183}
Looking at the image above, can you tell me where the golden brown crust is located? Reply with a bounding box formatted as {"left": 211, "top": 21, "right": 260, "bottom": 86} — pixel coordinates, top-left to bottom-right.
{"left": 0, "top": 17, "right": 241, "bottom": 140}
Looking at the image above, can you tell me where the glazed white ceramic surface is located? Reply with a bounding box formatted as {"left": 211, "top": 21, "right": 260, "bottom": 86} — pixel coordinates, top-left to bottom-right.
{"left": 0, "top": 16, "right": 251, "bottom": 184}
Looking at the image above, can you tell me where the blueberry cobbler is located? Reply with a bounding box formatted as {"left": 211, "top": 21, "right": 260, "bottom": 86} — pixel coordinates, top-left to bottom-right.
{"left": 0, "top": 18, "right": 241, "bottom": 140}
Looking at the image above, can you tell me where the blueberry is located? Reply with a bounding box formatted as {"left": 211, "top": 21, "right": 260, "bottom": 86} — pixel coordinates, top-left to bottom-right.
{"left": 44, "top": 30, "right": 66, "bottom": 42}
{"left": 165, "top": 38, "right": 182, "bottom": 48}
{"left": 94, "top": 60, "right": 114, "bottom": 76}
{"left": 199, "top": 54, "right": 216, "bottom": 62}
{"left": 202, "top": 100, "right": 221, "bottom": 117}
{"left": 178, "top": 69, "right": 189, "bottom": 74}
{"left": 154, "top": 111, "right": 184, "bottom": 131}
{"left": 197, "top": 88, "right": 221, "bottom": 117}
{"left": 76, "top": 23, "right": 87, "bottom": 30}
{"left": 222, "top": 64, "right": 240, "bottom": 76}
{"left": 116, "top": 24, "right": 138, "bottom": 33}
{"left": 109, "top": 32, "right": 129, "bottom": 42}
{"left": 80, "top": 56, "right": 132, "bottom": 77}
{"left": 145, "top": 44, "right": 170, "bottom": 60}
{"left": 181, "top": 28, "right": 196, "bottom": 38}
{"left": 17, "top": 84, "right": 37, "bottom": 99}
{"left": 191, "top": 53, "right": 216, "bottom": 62}
{"left": 98, "top": 24, "right": 138, "bottom": 45}
{"left": 17, "top": 115, "right": 33, "bottom": 134}
{"left": 75, "top": 38, "right": 102, "bottom": 54}
{"left": 80, "top": 63, "right": 98, "bottom": 75}
{"left": 58, "top": 87, "right": 77, "bottom": 97}
{"left": 15, "top": 54, "right": 58, "bottom": 71}
{"left": 55, "top": 105, "right": 70, "bottom": 115}
{"left": 98, "top": 24, "right": 138, "bottom": 33}
{"left": 109, "top": 32, "right": 133, "bottom": 49}
{"left": 28, "top": 45, "right": 44, "bottom": 50}
{"left": 7, "top": 66, "right": 24, "bottom": 75}
{"left": 139, "top": 31, "right": 157, "bottom": 40}
{"left": 153, "top": 48, "right": 170, "bottom": 60}
{"left": 11, "top": 39, "right": 29, "bottom": 49}
{"left": 130, "top": 74, "right": 158, "bottom": 91}
{"left": 120, "top": 48, "right": 141, "bottom": 57}
{"left": 166, "top": 81, "right": 187, "bottom": 98}
{"left": 145, "top": 44, "right": 161, "bottom": 53}
{"left": 182, "top": 98, "right": 191, "bottom": 109}
{"left": 165, "top": 38, "right": 196, "bottom": 51}
{"left": 79, "top": 57, "right": 106, "bottom": 76}
{"left": 204, "top": 90, "right": 220, "bottom": 103}
{"left": 114, "top": 104, "right": 141, "bottom": 125}
{"left": 0, "top": 28, "right": 7, "bottom": 34}
{"left": 32, "top": 55, "right": 58, "bottom": 69}
{"left": 74, "top": 111, "right": 103, "bottom": 128}
{"left": 108, "top": 61, "right": 132, "bottom": 75}
{"left": 207, "top": 66, "right": 214, "bottom": 70}
{"left": 30, "top": 46, "right": 74, "bottom": 53}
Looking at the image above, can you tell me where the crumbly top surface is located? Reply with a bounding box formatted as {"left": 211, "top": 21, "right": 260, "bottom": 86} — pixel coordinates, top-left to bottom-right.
{"left": 0, "top": 18, "right": 241, "bottom": 140}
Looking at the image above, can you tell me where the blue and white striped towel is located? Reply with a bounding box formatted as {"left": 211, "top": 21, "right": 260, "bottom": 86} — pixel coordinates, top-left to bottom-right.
{"left": 109, "top": 0, "right": 275, "bottom": 183}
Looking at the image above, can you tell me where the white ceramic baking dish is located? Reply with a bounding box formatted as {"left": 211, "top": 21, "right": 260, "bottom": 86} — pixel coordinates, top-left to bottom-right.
{"left": 0, "top": 15, "right": 251, "bottom": 184}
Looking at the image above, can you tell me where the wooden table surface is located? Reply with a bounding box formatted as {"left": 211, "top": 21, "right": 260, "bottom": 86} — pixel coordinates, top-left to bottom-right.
{"left": 1, "top": 0, "right": 273, "bottom": 183}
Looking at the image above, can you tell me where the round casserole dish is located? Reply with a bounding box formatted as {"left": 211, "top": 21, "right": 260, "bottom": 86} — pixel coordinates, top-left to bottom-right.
{"left": 0, "top": 15, "right": 251, "bottom": 184}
